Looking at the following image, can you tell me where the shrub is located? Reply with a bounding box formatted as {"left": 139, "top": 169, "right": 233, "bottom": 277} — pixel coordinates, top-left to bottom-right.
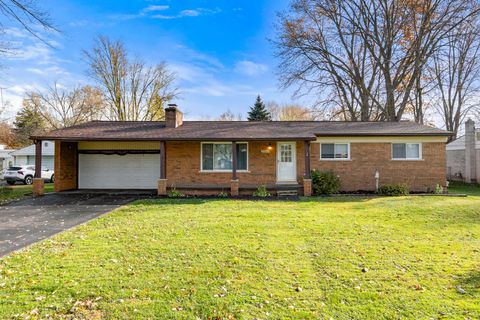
{"left": 376, "top": 184, "right": 409, "bottom": 196}
{"left": 218, "top": 191, "right": 229, "bottom": 198}
{"left": 252, "top": 185, "right": 271, "bottom": 197}
{"left": 434, "top": 184, "right": 444, "bottom": 194}
{"left": 167, "top": 188, "right": 184, "bottom": 198}
{"left": 311, "top": 170, "right": 340, "bottom": 195}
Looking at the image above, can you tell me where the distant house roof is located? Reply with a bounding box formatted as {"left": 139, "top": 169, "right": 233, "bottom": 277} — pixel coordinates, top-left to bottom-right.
{"left": 10, "top": 141, "right": 55, "bottom": 156}
{"left": 0, "top": 149, "right": 14, "bottom": 159}
{"left": 446, "top": 133, "right": 480, "bottom": 151}
{"left": 31, "top": 121, "right": 452, "bottom": 141}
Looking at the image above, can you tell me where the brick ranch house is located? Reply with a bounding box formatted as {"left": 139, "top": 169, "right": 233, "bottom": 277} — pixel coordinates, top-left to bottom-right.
{"left": 30, "top": 105, "right": 451, "bottom": 196}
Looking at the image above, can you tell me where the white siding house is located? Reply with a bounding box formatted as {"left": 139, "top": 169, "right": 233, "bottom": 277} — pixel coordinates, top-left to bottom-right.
{"left": 446, "top": 119, "right": 480, "bottom": 182}
{"left": 0, "top": 144, "right": 15, "bottom": 173}
{"left": 10, "top": 141, "right": 55, "bottom": 170}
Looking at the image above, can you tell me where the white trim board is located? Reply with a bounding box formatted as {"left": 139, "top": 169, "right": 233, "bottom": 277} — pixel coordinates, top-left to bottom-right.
{"left": 314, "top": 136, "right": 447, "bottom": 143}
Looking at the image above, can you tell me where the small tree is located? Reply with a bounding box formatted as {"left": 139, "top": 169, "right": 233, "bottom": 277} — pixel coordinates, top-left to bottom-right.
{"left": 247, "top": 95, "right": 271, "bottom": 121}
{"left": 24, "top": 84, "right": 106, "bottom": 130}
{"left": 13, "top": 102, "right": 46, "bottom": 146}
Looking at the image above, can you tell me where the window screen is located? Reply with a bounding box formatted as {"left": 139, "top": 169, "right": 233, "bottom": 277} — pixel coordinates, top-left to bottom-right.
{"left": 392, "top": 143, "right": 420, "bottom": 159}
{"left": 321, "top": 143, "right": 349, "bottom": 159}
{"left": 202, "top": 143, "right": 248, "bottom": 171}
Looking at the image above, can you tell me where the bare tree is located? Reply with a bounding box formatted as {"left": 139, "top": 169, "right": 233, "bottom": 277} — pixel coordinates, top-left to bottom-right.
{"left": 25, "top": 83, "right": 106, "bottom": 129}
{"left": 275, "top": 0, "right": 479, "bottom": 122}
{"left": 429, "top": 16, "right": 480, "bottom": 141}
{"left": 0, "top": 1, "right": 57, "bottom": 53}
{"left": 267, "top": 101, "right": 319, "bottom": 120}
{"left": 218, "top": 109, "right": 243, "bottom": 121}
{"left": 83, "top": 36, "right": 179, "bottom": 121}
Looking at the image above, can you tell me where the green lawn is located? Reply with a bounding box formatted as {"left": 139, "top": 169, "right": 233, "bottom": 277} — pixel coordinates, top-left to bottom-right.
{"left": 0, "top": 183, "right": 54, "bottom": 204}
{"left": 0, "top": 190, "right": 479, "bottom": 319}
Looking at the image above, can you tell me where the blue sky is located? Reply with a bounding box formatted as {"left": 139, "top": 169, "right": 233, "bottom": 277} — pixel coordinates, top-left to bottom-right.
{"left": 0, "top": 0, "right": 302, "bottom": 121}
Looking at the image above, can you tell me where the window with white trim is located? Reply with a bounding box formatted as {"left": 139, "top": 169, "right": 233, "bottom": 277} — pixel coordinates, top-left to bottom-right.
{"left": 392, "top": 143, "right": 421, "bottom": 160}
{"left": 320, "top": 143, "right": 349, "bottom": 159}
{"left": 201, "top": 142, "right": 248, "bottom": 171}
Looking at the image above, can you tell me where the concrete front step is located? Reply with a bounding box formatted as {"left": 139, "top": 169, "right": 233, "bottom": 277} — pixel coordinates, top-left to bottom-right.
{"left": 277, "top": 190, "right": 299, "bottom": 197}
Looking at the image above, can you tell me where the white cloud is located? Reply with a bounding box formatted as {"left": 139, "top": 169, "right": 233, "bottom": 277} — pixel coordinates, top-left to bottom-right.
{"left": 109, "top": 4, "right": 170, "bottom": 21}
{"left": 143, "top": 5, "right": 169, "bottom": 13}
{"left": 234, "top": 60, "right": 268, "bottom": 76}
{"left": 179, "top": 9, "right": 201, "bottom": 17}
{"left": 152, "top": 7, "right": 222, "bottom": 19}
{"left": 170, "top": 62, "right": 257, "bottom": 97}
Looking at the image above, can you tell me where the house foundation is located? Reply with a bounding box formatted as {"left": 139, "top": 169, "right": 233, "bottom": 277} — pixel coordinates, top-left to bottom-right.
{"left": 230, "top": 179, "right": 239, "bottom": 196}
{"left": 303, "top": 178, "right": 312, "bottom": 196}
{"left": 32, "top": 178, "right": 45, "bottom": 197}
{"left": 158, "top": 179, "right": 167, "bottom": 196}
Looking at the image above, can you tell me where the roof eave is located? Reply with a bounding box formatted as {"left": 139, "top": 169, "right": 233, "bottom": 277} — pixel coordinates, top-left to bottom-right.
{"left": 30, "top": 136, "right": 318, "bottom": 142}
{"left": 314, "top": 132, "right": 453, "bottom": 137}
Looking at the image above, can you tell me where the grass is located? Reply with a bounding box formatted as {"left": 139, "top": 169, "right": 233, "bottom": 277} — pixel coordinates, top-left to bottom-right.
{"left": 0, "top": 183, "right": 54, "bottom": 204}
{"left": 0, "top": 189, "right": 479, "bottom": 319}
{"left": 449, "top": 181, "right": 480, "bottom": 196}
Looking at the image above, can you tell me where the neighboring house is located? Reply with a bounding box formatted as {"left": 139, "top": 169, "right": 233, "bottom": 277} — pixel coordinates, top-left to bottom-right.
{"left": 10, "top": 141, "right": 55, "bottom": 170}
{"left": 31, "top": 105, "right": 451, "bottom": 196}
{"left": 0, "top": 144, "right": 15, "bottom": 174}
{"left": 446, "top": 119, "right": 479, "bottom": 183}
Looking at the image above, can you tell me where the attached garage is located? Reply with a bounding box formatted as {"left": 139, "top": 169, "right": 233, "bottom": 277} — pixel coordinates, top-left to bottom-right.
{"left": 77, "top": 143, "right": 161, "bottom": 189}
{"left": 79, "top": 153, "right": 160, "bottom": 189}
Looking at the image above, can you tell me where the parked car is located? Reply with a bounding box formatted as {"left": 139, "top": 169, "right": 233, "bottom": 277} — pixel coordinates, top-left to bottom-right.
{"left": 3, "top": 165, "right": 54, "bottom": 185}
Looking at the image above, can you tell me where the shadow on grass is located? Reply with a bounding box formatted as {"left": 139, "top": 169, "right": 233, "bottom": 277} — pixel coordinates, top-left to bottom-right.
{"left": 457, "top": 270, "right": 480, "bottom": 294}
{"left": 132, "top": 195, "right": 379, "bottom": 205}
{"left": 448, "top": 181, "right": 480, "bottom": 196}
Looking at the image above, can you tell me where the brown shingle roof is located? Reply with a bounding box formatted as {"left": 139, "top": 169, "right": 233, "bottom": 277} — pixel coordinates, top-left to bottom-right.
{"left": 31, "top": 120, "right": 452, "bottom": 141}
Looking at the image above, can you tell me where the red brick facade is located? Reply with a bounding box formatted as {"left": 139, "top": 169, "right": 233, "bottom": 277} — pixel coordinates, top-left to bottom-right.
{"left": 54, "top": 142, "right": 77, "bottom": 192}
{"left": 310, "top": 142, "right": 446, "bottom": 192}
{"left": 53, "top": 140, "right": 447, "bottom": 194}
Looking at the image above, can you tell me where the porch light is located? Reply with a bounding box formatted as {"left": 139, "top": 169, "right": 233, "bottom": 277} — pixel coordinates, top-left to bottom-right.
{"left": 261, "top": 143, "right": 273, "bottom": 154}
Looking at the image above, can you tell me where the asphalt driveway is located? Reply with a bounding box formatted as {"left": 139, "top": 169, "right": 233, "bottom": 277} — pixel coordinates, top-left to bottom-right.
{"left": 0, "top": 193, "right": 146, "bottom": 257}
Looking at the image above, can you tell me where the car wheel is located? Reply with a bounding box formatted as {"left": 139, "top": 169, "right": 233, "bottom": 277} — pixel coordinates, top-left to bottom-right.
{"left": 6, "top": 181, "right": 15, "bottom": 186}
{"left": 24, "top": 175, "right": 33, "bottom": 185}
{"left": 50, "top": 174, "right": 55, "bottom": 183}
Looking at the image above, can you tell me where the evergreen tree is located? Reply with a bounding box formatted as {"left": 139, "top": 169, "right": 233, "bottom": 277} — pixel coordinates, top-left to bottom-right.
{"left": 247, "top": 95, "right": 272, "bottom": 121}
{"left": 13, "top": 100, "right": 46, "bottom": 146}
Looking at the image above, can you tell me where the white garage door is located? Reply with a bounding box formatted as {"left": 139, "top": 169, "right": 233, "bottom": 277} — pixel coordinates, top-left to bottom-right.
{"left": 79, "top": 153, "right": 160, "bottom": 189}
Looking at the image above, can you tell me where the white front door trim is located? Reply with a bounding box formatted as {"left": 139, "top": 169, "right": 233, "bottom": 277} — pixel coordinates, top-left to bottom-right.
{"left": 276, "top": 141, "right": 297, "bottom": 183}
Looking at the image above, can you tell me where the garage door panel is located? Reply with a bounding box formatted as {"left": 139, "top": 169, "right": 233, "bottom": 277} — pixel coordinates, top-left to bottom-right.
{"left": 79, "top": 154, "right": 160, "bottom": 189}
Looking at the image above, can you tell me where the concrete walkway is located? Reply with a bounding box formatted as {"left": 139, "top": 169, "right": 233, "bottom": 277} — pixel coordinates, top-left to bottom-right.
{"left": 0, "top": 193, "right": 146, "bottom": 257}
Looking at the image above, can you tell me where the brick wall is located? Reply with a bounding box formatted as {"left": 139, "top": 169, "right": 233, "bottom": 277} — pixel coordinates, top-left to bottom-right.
{"left": 166, "top": 141, "right": 293, "bottom": 187}
{"left": 311, "top": 142, "right": 446, "bottom": 192}
{"left": 54, "top": 141, "right": 77, "bottom": 192}
{"left": 54, "top": 140, "right": 446, "bottom": 194}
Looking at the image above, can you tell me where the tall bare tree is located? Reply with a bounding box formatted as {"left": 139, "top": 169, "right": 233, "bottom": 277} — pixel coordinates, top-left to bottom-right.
{"left": 275, "top": 0, "right": 479, "bottom": 122}
{"left": 0, "top": 1, "right": 57, "bottom": 54}
{"left": 84, "top": 36, "right": 179, "bottom": 121}
{"left": 430, "top": 16, "right": 480, "bottom": 141}
{"left": 267, "top": 101, "right": 318, "bottom": 120}
{"left": 218, "top": 109, "right": 243, "bottom": 121}
{"left": 24, "top": 83, "right": 106, "bottom": 129}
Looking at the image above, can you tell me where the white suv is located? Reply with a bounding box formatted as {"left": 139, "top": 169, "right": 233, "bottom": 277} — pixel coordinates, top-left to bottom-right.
{"left": 3, "top": 165, "right": 55, "bottom": 185}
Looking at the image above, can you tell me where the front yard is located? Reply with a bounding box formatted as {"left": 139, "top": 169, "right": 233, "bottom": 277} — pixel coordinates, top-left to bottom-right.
{"left": 0, "top": 191, "right": 479, "bottom": 319}
{"left": 0, "top": 184, "right": 55, "bottom": 204}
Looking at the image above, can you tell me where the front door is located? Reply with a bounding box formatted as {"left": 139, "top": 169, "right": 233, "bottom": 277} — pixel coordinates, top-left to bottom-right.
{"left": 277, "top": 142, "right": 296, "bottom": 182}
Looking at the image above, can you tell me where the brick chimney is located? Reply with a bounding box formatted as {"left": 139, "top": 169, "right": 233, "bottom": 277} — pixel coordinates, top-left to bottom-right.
{"left": 465, "top": 118, "right": 476, "bottom": 183}
{"left": 165, "top": 104, "right": 183, "bottom": 128}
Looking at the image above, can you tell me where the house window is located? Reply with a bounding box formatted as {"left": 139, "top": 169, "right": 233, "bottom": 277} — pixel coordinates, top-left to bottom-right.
{"left": 201, "top": 142, "right": 248, "bottom": 171}
{"left": 392, "top": 143, "right": 421, "bottom": 160}
{"left": 321, "top": 143, "right": 349, "bottom": 159}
